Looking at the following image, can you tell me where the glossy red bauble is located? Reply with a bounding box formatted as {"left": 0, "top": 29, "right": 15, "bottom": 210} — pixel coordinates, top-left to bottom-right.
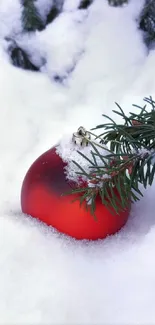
{"left": 21, "top": 147, "right": 130, "bottom": 240}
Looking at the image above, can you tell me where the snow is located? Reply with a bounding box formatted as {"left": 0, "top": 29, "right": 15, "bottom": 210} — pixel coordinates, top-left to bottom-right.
{"left": 36, "top": 0, "right": 54, "bottom": 21}
{"left": 0, "top": 0, "right": 22, "bottom": 38}
{"left": 56, "top": 132, "right": 109, "bottom": 183}
{"left": 1, "top": 0, "right": 155, "bottom": 324}
{"left": 63, "top": 0, "right": 81, "bottom": 11}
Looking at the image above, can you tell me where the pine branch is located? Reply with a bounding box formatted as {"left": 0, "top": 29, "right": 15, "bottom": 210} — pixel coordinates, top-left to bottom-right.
{"left": 46, "top": 0, "right": 64, "bottom": 25}
{"left": 70, "top": 96, "right": 155, "bottom": 216}
{"left": 108, "top": 0, "right": 128, "bottom": 6}
{"left": 46, "top": 6, "right": 60, "bottom": 25}
{"left": 10, "top": 45, "right": 39, "bottom": 71}
{"left": 21, "top": 0, "right": 44, "bottom": 32}
{"left": 139, "top": 0, "right": 155, "bottom": 44}
{"left": 79, "top": 0, "right": 93, "bottom": 9}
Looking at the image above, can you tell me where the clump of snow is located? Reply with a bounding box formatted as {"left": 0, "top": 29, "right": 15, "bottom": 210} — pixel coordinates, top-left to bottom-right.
{"left": 12, "top": 9, "right": 87, "bottom": 79}
{"left": 63, "top": 0, "right": 81, "bottom": 11}
{"left": 35, "top": 0, "right": 54, "bottom": 22}
{"left": 135, "top": 148, "right": 155, "bottom": 167}
{"left": 56, "top": 132, "right": 109, "bottom": 183}
{"left": 0, "top": 0, "right": 146, "bottom": 84}
{"left": 69, "top": 0, "right": 146, "bottom": 93}
{"left": 38, "top": 10, "right": 87, "bottom": 79}
{"left": 137, "top": 148, "right": 154, "bottom": 158}
{"left": 36, "top": 0, "right": 64, "bottom": 22}
{"left": 0, "top": 0, "right": 22, "bottom": 39}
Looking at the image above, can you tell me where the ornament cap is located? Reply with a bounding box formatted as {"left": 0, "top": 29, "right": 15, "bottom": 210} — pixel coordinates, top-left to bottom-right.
{"left": 72, "top": 126, "right": 91, "bottom": 147}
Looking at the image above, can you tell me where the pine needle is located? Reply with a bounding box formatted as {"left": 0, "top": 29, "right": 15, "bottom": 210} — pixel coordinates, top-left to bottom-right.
{"left": 69, "top": 96, "right": 155, "bottom": 217}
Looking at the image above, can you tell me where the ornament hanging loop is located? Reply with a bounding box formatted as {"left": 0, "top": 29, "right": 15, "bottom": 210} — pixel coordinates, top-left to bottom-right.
{"left": 72, "top": 126, "right": 91, "bottom": 146}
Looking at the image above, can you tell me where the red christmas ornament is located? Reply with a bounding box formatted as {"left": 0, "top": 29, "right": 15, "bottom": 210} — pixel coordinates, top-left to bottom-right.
{"left": 21, "top": 144, "right": 130, "bottom": 240}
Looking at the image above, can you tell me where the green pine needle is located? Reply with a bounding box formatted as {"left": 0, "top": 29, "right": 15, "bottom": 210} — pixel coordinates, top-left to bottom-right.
{"left": 22, "top": 0, "right": 44, "bottom": 32}
{"left": 68, "top": 96, "right": 155, "bottom": 218}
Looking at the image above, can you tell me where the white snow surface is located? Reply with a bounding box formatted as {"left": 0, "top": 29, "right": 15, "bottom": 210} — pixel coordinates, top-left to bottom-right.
{"left": 56, "top": 134, "right": 109, "bottom": 183}
{"left": 1, "top": 0, "right": 155, "bottom": 324}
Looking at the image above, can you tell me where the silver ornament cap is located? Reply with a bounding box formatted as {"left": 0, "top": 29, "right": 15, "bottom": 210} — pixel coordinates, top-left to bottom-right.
{"left": 72, "top": 126, "right": 91, "bottom": 146}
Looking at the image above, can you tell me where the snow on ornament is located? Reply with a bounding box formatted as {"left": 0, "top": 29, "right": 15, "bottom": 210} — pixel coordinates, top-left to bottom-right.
{"left": 21, "top": 127, "right": 130, "bottom": 240}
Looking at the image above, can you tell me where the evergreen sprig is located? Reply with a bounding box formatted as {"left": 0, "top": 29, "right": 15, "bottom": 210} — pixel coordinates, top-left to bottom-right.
{"left": 139, "top": 0, "right": 155, "bottom": 44}
{"left": 71, "top": 97, "right": 155, "bottom": 216}
{"left": 21, "top": 0, "right": 44, "bottom": 32}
